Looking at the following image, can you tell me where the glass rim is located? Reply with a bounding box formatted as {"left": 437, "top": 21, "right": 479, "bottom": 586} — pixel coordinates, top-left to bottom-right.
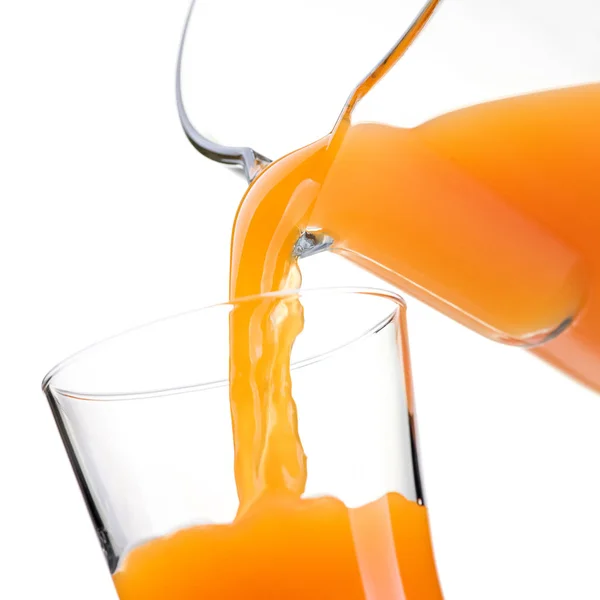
{"left": 42, "top": 286, "right": 406, "bottom": 400}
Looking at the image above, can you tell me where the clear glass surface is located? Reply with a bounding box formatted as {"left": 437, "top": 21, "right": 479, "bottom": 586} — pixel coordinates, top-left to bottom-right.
{"left": 42, "top": 288, "right": 435, "bottom": 597}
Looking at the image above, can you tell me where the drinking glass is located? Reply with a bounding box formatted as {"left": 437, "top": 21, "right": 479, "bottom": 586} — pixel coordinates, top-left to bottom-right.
{"left": 42, "top": 288, "right": 443, "bottom": 599}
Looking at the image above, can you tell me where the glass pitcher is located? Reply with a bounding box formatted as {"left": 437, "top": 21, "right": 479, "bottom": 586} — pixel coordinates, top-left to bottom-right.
{"left": 177, "top": 0, "right": 600, "bottom": 391}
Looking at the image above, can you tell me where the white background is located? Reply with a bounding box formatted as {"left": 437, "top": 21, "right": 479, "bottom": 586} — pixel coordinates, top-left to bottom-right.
{"left": 2, "top": 1, "right": 600, "bottom": 598}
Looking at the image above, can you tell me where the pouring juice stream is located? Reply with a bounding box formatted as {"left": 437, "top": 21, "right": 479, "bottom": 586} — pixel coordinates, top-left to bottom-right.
{"left": 114, "top": 131, "right": 444, "bottom": 599}
{"left": 114, "top": 4, "right": 446, "bottom": 596}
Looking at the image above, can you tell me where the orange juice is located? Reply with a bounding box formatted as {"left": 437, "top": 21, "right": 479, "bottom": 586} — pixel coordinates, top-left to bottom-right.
{"left": 114, "top": 83, "right": 600, "bottom": 598}
{"left": 114, "top": 493, "right": 441, "bottom": 599}
{"left": 114, "top": 0, "right": 600, "bottom": 589}
{"left": 113, "top": 82, "right": 600, "bottom": 598}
